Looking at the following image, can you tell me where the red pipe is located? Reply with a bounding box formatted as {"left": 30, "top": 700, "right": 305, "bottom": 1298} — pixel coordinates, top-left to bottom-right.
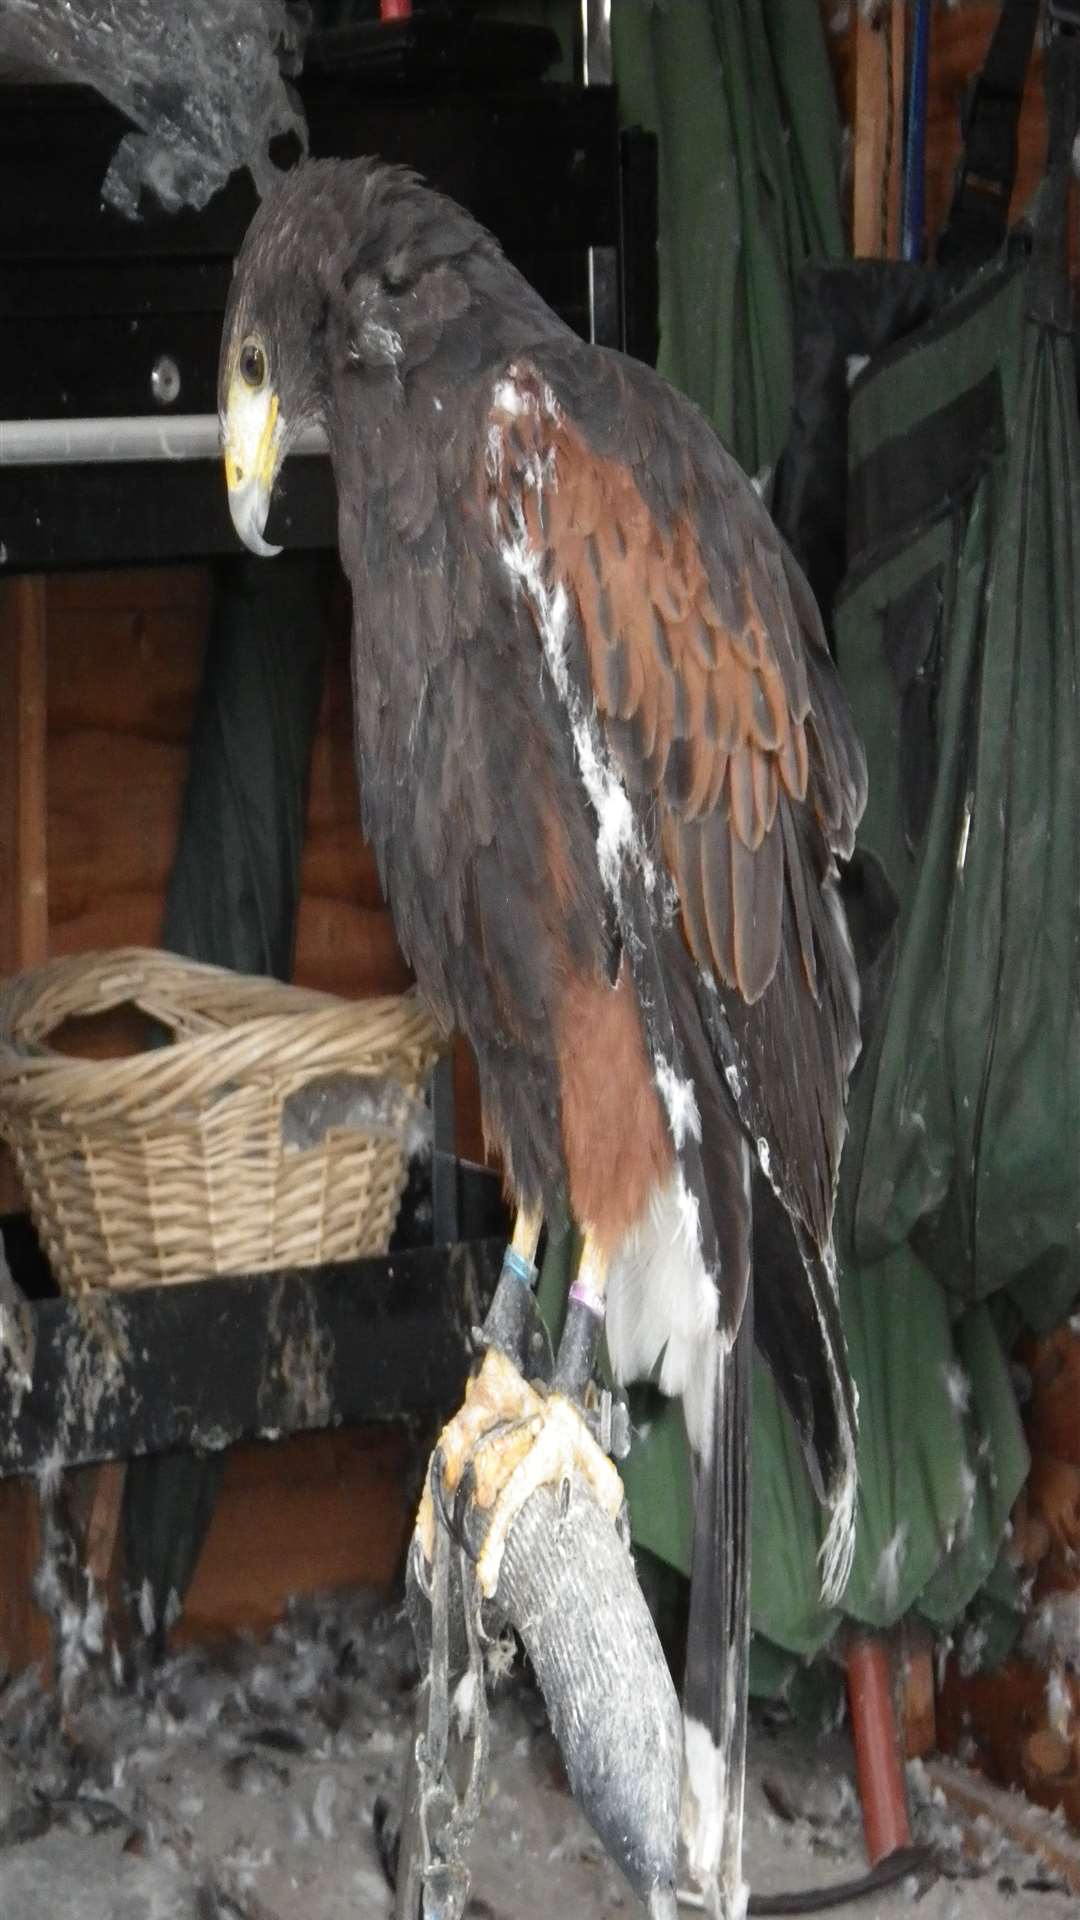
{"left": 847, "top": 1635, "right": 913, "bottom": 1865}
{"left": 380, "top": 0, "right": 413, "bottom": 18}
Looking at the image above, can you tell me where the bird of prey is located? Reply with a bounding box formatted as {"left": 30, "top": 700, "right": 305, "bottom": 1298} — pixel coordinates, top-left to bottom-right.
{"left": 220, "top": 157, "right": 865, "bottom": 1918}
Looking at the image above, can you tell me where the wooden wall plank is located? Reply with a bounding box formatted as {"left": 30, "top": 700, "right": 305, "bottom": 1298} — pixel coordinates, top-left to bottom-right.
{"left": 831, "top": 5, "right": 1053, "bottom": 260}
{"left": 295, "top": 628, "right": 412, "bottom": 1000}
{"left": 922, "top": 10, "right": 1049, "bottom": 250}
{"left": 0, "top": 576, "right": 48, "bottom": 974}
{"left": 174, "top": 1428, "right": 414, "bottom": 1645}
{"left": 45, "top": 568, "right": 206, "bottom": 961}
{"left": 0, "top": 1479, "right": 48, "bottom": 1675}
{"left": 852, "top": 2, "right": 906, "bottom": 258}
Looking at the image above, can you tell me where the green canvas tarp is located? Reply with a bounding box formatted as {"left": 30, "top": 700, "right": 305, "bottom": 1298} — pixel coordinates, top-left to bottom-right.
{"left": 611, "top": 0, "right": 844, "bottom": 480}
{"left": 837, "top": 246, "right": 1080, "bottom": 1321}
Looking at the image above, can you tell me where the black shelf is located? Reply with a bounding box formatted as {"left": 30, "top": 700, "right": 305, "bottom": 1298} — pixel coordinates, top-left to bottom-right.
{"left": 0, "top": 1235, "right": 503, "bottom": 1478}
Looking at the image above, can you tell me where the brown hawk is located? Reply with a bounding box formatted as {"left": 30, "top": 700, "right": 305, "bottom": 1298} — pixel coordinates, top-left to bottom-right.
{"left": 220, "top": 158, "right": 864, "bottom": 1919}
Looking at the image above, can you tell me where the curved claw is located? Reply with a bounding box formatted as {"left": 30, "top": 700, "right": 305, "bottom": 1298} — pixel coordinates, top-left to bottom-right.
{"left": 430, "top": 1446, "right": 468, "bottom": 1557}
{"left": 450, "top": 1459, "right": 480, "bottom": 1556}
{"left": 416, "top": 1349, "right": 623, "bottom": 1606}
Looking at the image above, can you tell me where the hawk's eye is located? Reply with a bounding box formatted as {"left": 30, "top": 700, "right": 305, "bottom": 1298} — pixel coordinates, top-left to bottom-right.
{"left": 239, "top": 339, "right": 267, "bottom": 390}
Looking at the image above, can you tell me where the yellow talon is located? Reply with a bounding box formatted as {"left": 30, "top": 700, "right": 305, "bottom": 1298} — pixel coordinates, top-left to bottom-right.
{"left": 414, "top": 1346, "right": 624, "bottom": 1599}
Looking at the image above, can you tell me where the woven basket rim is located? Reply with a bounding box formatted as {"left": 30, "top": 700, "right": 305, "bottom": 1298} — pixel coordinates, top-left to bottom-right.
{"left": 0, "top": 946, "right": 443, "bottom": 1125}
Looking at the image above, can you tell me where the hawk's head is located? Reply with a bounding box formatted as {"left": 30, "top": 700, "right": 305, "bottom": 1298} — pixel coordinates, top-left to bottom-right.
{"left": 219, "top": 157, "right": 502, "bottom": 555}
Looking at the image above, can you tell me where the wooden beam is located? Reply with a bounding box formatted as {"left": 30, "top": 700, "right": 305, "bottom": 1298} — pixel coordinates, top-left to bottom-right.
{"left": 80, "top": 1460, "right": 128, "bottom": 1594}
{"left": 176, "top": 1429, "right": 412, "bottom": 1645}
{"left": 0, "top": 1477, "right": 45, "bottom": 1676}
{"left": 0, "top": 575, "right": 49, "bottom": 976}
{"left": 853, "top": 1, "right": 907, "bottom": 258}
{"left": 926, "top": 1758, "right": 1080, "bottom": 1896}
{"left": 0, "top": 1238, "right": 504, "bottom": 1478}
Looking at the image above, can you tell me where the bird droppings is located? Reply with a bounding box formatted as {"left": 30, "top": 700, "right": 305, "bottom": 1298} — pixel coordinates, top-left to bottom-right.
{"left": 54, "top": 1293, "right": 135, "bottom": 1459}
{"left": 0, "top": 1587, "right": 1074, "bottom": 1919}
{"left": 1046, "top": 1669, "right": 1074, "bottom": 1741}
{"left": 33, "top": 1444, "right": 64, "bottom": 1502}
{"left": 137, "top": 1579, "right": 158, "bottom": 1640}
{"left": 494, "top": 382, "right": 655, "bottom": 907}
{"left": 941, "top": 1362, "right": 973, "bottom": 1415}
{"left": 1024, "top": 1592, "right": 1080, "bottom": 1672}
{"left": 573, "top": 716, "right": 640, "bottom": 897}
{"left": 260, "top": 1276, "right": 335, "bottom": 1435}
{"left": 959, "top": 1620, "right": 991, "bottom": 1678}
{"left": 654, "top": 1057, "right": 702, "bottom": 1150}
{"left": 358, "top": 320, "right": 402, "bottom": 365}
{"left": 957, "top": 1462, "right": 979, "bottom": 1540}
{"left": 873, "top": 1523, "right": 909, "bottom": 1615}
{"left": 280, "top": 1073, "right": 431, "bottom": 1159}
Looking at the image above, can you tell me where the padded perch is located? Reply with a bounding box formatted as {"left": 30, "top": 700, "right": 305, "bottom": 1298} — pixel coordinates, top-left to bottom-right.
{"left": 494, "top": 1474, "right": 681, "bottom": 1916}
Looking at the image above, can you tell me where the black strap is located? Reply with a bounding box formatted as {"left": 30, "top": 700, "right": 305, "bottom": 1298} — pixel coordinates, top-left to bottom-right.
{"left": 936, "top": 0, "right": 1040, "bottom": 269}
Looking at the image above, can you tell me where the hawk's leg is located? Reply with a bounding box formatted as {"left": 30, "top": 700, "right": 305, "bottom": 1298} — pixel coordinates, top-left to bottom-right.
{"left": 401, "top": 1222, "right": 682, "bottom": 1920}
{"left": 414, "top": 1225, "right": 624, "bottom": 1599}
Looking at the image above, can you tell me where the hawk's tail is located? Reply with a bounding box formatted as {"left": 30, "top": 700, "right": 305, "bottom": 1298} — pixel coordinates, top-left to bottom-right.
{"left": 611, "top": 919, "right": 855, "bottom": 1917}
{"left": 660, "top": 932, "right": 854, "bottom": 1918}
{"left": 681, "top": 1294, "right": 753, "bottom": 1920}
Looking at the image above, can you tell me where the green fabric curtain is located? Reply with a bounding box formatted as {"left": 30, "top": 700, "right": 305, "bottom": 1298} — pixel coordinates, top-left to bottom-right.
{"left": 612, "top": 0, "right": 843, "bottom": 479}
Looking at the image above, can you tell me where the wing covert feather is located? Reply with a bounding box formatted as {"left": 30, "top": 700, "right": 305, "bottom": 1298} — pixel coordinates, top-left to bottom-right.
{"left": 485, "top": 361, "right": 862, "bottom": 993}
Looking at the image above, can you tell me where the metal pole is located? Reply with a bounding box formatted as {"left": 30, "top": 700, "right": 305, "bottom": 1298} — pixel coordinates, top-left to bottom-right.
{"left": 580, "top": 0, "right": 617, "bottom": 349}
{"left": 0, "top": 415, "right": 328, "bottom": 468}
{"left": 580, "top": 0, "right": 612, "bottom": 87}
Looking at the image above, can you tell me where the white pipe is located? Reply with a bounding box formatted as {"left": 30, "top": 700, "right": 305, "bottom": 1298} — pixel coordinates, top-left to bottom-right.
{"left": 0, "top": 415, "right": 329, "bottom": 468}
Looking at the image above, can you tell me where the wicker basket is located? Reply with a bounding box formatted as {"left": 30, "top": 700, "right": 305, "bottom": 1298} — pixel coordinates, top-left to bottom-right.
{"left": 0, "top": 948, "right": 442, "bottom": 1295}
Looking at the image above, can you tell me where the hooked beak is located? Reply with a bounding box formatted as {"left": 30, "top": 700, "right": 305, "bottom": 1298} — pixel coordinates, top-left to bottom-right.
{"left": 222, "top": 379, "right": 284, "bottom": 557}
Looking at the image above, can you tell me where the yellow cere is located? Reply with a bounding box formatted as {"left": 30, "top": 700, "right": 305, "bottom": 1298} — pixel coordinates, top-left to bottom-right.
{"left": 223, "top": 376, "right": 280, "bottom": 495}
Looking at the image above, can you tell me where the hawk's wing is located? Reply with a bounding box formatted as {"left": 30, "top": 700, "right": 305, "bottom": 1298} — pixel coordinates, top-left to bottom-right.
{"left": 484, "top": 347, "right": 866, "bottom": 1256}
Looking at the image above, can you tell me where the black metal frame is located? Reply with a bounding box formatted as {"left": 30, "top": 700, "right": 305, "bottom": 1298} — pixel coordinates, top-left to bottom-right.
{"left": 0, "top": 75, "right": 657, "bottom": 571}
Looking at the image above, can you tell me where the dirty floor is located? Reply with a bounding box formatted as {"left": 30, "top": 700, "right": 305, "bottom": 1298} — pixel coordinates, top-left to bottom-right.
{"left": 0, "top": 1589, "right": 1075, "bottom": 1920}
